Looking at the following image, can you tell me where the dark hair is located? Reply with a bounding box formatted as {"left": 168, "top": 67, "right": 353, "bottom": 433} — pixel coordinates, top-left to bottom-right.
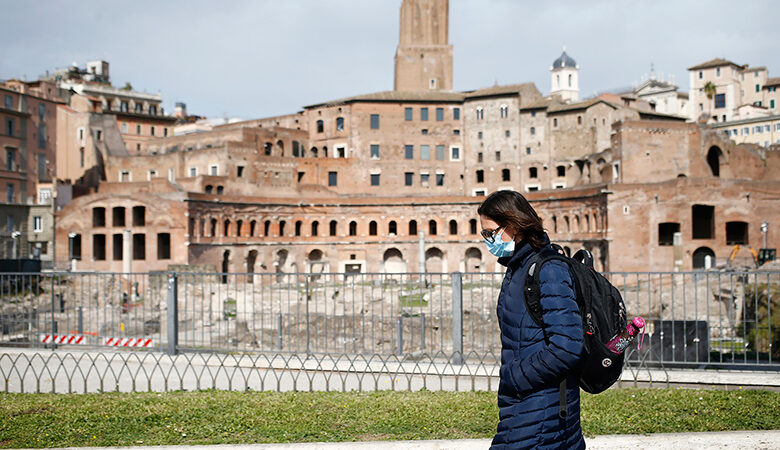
{"left": 477, "top": 190, "right": 546, "bottom": 249}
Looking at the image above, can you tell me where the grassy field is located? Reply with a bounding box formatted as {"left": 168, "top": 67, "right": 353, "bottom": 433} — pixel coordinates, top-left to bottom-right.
{"left": 1, "top": 388, "right": 779, "bottom": 448}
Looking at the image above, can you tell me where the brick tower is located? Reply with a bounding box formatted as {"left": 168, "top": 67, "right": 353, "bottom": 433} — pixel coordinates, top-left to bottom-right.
{"left": 393, "top": 0, "right": 453, "bottom": 92}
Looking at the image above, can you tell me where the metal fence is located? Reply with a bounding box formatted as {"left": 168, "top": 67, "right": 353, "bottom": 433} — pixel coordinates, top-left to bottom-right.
{"left": 1, "top": 270, "right": 778, "bottom": 369}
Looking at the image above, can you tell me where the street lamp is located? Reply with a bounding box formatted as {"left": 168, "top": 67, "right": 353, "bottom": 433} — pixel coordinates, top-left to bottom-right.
{"left": 11, "top": 231, "right": 21, "bottom": 259}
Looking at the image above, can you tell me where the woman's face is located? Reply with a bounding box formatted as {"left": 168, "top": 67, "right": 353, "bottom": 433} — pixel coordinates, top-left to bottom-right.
{"left": 479, "top": 215, "right": 519, "bottom": 243}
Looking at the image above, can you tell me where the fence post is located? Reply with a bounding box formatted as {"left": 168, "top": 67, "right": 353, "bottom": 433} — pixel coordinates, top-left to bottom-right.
{"left": 421, "top": 312, "right": 426, "bottom": 352}
{"left": 277, "top": 313, "right": 283, "bottom": 351}
{"left": 305, "top": 274, "right": 310, "bottom": 355}
{"left": 451, "top": 272, "right": 463, "bottom": 365}
{"left": 166, "top": 272, "right": 178, "bottom": 356}
{"left": 50, "top": 276, "right": 56, "bottom": 351}
{"left": 397, "top": 316, "right": 404, "bottom": 356}
{"left": 78, "top": 306, "right": 83, "bottom": 335}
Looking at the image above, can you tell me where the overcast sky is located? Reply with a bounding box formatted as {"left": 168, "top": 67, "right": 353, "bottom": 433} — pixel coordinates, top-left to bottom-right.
{"left": 2, "top": 0, "right": 778, "bottom": 119}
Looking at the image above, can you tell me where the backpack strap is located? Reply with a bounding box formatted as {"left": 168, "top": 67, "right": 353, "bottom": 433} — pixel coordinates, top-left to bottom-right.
{"left": 524, "top": 246, "right": 573, "bottom": 421}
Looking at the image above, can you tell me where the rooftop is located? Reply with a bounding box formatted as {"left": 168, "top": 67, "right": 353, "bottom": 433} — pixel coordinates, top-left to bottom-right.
{"left": 688, "top": 58, "right": 742, "bottom": 71}
{"left": 305, "top": 90, "right": 465, "bottom": 108}
{"left": 552, "top": 50, "right": 577, "bottom": 69}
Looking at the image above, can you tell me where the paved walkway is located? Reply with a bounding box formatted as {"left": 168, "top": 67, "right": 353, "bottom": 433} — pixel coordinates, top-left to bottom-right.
{"left": 15, "top": 430, "right": 780, "bottom": 450}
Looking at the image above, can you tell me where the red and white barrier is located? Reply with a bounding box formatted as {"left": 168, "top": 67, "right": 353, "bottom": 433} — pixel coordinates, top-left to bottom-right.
{"left": 40, "top": 334, "right": 85, "bottom": 345}
{"left": 104, "top": 337, "right": 153, "bottom": 347}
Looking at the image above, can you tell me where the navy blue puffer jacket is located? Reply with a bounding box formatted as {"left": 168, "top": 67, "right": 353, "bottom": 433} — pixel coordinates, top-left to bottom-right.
{"left": 490, "top": 238, "right": 585, "bottom": 449}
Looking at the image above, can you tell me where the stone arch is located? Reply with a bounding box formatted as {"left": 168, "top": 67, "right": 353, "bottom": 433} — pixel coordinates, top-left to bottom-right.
{"left": 275, "top": 249, "right": 289, "bottom": 282}
{"left": 210, "top": 218, "right": 218, "bottom": 237}
{"left": 574, "top": 215, "right": 581, "bottom": 233}
{"left": 221, "top": 250, "right": 230, "bottom": 283}
{"left": 205, "top": 184, "right": 213, "bottom": 194}
{"left": 692, "top": 246, "right": 715, "bottom": 269}
{"left": 264, "top": 142, "right": 272, "bottom": 156}
{"left": 425, "top": 247, "right": 444, "bottom": 273}
{"left": 246, "top": 250, "right": 258, "bottom": 283}
{"left": 707, "top": 146, "right": 723, "bottom": 177}
{"left": 308, "top": 249, "right": 326, "bottom": 276}
{"left": 276, "top": 140, "right": 285, "bottom": 157}
{"left": 465, "top": 247, "right": 482, "bottom": 272}
{"left": 564, "top": 216, "right": 570, "bottom": 233}
{"left": 383, "top": 248, "right": 406, "bottom": 274}
{"left": 311, "top": 147, "right": 318, "bottom": 158}
{"left": 449, "top": 219, "right": 458, "bottom": 235}
{"left": 369, "top": 220, "right": 378, "bottom": 236}
{"left": 224, "top": 219, "right": 231, "bottom": 237}
{"left": 349, "top": 221, "right": 357, "bottom": 236}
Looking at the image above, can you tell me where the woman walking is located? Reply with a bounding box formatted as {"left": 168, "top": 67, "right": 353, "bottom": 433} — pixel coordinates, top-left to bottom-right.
{"left": 478, "top": 190, "right": 586, "bottom": 449}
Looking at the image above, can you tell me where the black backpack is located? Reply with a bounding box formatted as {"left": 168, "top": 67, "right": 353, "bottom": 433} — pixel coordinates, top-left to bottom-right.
{"left": 524, "top": 244, "right": 627, "bottom": 418}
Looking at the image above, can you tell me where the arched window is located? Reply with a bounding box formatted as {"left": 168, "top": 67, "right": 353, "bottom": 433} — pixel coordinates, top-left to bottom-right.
{"left": 552, "top": 215, "right": 558, "bottom": 233}
{"left": 469, "top": 219, "right": 477, "bottom": 235}
{"left": 409, "top": 220, "right": 418, "bottom": 236}
{"left": 264, "top": 220, "right": 271, "bottom": 236}
{"left": 449, "top": 220, "right": 458, "bottom": 235}
{"left": 584, "top": 214, "right": 590, "bottom": 232}
{"left": 501, "top": 168, "right": 510, "bottom": 181}
{"left": 236, "top": 220, "right": 243, "bottom": 237}
{"left": 429, "top": 220, "right": 437, "bottom": 235}
{"left": 565, "top": 216, "right": 570, "bottom": 232}
{"left": 249, "top": 220, "right": 256, "bottom": 236}
{"left": 336, "top": 117, "right": 344, "bottom": 131}
{"left": 322, "top": 146, "right": 328, "bottom": 158}
{"left": 553, "top": 118, "right": 558, "bottom": 127}
{"left": 311, "top": 147, "right": 318, "bottom": 158}
{"left": 279, "top": 220, "right": 286, "bottom": 236}
{"left": 210, "top": 218, "right": 217, "bottom": 237}
{"left": 349, "top": 221, "right": 357, "bottom": 236}
{"left": 311, "top": 221, "right": 319, "bottom": 236}
{"left": 568, "top": 74, "right": 572, "bottom": 87}
{"left": 707, "top": 146, "right": 722, "bottom": 177}
{"left": 292, "top": 141, "right": 300, "bottom": 157}
{"left": 369, "top": 221, "right": 377, "bottom": 236}
{"left": 316, "top": 120, "right": 323, "bottom": 133}
{"left": 329, "top": 220, "right": 337, "bottom": 236}
{"left": 216, "top": 186, "right": 224, "bottom": 195}
{"left": 224, "top": 219, "right": 231, "bottom": 237}
{"left": 693, "top": 247, "right": 715, "bottom": 269}
{"left": 529, "top": 167, "right": 538, "bottom": 178}
{"left": 295, "top": 220, "right": 302, "bottom": 236}
{"left": 205, "top": 185, "right": 213, "bottom": 194}
{"left": 388, "top": 220, "right": 397, "bottom": 235}
{"left": 264, "top": 142, "right": 272, "bottom": 156}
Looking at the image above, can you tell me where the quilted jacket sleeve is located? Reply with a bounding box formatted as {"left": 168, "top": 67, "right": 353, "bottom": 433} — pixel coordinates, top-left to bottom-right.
{"left": 500, "top": 260, "right": 584, "bottom": 395}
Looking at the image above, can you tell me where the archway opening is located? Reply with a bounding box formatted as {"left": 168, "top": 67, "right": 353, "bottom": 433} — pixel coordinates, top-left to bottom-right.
{"left": 692, "top": 246, "right": 715, "bottom": 269}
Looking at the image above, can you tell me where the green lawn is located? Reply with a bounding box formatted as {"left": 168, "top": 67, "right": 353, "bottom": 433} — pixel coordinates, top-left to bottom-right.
{"left": 1, "top": 388, "right": 778, "bottom": 448}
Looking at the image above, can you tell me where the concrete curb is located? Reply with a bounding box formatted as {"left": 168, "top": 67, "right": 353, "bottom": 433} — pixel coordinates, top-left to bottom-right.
{"left": 15, "top": 430, "right": 780, "bottom": 450}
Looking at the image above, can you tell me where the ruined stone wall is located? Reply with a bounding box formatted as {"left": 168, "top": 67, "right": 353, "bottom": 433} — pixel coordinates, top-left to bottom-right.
{"left": 607, "top": 177, "right": 780, "bottom": 271}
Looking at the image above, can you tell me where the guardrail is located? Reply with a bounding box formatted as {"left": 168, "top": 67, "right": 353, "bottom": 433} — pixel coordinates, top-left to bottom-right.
{"left": 1, "top": 271, "right": 778, "bottom": 369}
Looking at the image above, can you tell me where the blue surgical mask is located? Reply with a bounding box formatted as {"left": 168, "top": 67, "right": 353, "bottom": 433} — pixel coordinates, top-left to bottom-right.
{"left": 484, "top": 228, "right": 515, "bottom": 258}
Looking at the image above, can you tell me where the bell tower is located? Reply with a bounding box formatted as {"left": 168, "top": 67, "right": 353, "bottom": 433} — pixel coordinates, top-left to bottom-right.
{"left": 394, "top": 0, "right": 453, "bottom": 92}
